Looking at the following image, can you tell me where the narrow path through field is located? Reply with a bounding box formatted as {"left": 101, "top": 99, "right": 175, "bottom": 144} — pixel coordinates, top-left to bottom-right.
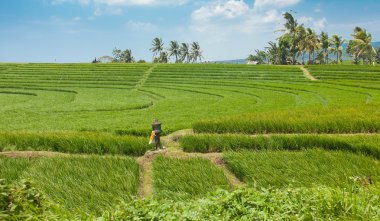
{"left": 299, "top": 66, "right": 317, "bottom": 81}
{"left": 136, "top": 129, "right": 246, "bottom": 198}
{"left": 134, "top": 64, "right": 157, "bottom": 89}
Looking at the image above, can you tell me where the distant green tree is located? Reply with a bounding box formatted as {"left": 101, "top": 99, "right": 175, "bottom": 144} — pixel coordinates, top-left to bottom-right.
{"left": 150, "top": 37, "right": 164, "bottom": 59}
{"left": 190, "top": 42, "right": 203, "bottom": 63}
{"left": 320, "top": 32, "right": 329, "bottom": 64}
{"left": 296, "top": 26, "right": 307, "bottom": 64}
{"left": 330, "top": 35, "right": 345, "bottom": 64}
{"left": 247, "top": 50, "right": 268, "bottom": 64}
{"left": 266, "top": 41, "right": 281, "bottom": 65}
{"left": 137, "top": 59, "right": 146, "bottom": 63}
{"left": 112, "top": 48, "right": 123, "bottom": 62}
{"left": 180, "top": 43, "right": 190, "bottom": 63}
{"left": 92, "top": 57, "right": 100, "bottom": 63}
{"left": 305, "top": 28, "right": 320, "bottom": 64}
{"left": 282, "top": 12, "right": 299, "bottom": 64}
{"left": 154, "top": 52, "right": 169, "bottom": 63}
{"left": 168, "top": 41, "right": 180, "bottom": 63}
{"left": 347, "top": 27, "right": 376, "bottom": 64}
{"left": 376, "top": 47, "right": 380, "bottom": 64}
{"left": 112, "top": 48, "right": 134, "bottom": 63}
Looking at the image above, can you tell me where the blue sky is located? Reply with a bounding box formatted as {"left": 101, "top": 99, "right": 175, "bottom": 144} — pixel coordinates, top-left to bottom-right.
{"left": 1, "top": 0, "right": 380, "bottom": 63}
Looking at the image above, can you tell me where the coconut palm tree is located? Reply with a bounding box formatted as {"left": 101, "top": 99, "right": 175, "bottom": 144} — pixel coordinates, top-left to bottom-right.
{"left": 305, "top": 28, "right": 320, "bottom": 64}
{"left": 180, "top": 43, "right": 190, "bottom": 63}
{"left": 347, "top": 27, "right": 376, "bottom": 64}
{"left": 282, "top": 12, "right": 299, "bottom": 64}
{"left": 266, "top": 41, "right": 281, "bottom": 65}
{"left": 295, "top": 25, "right": 307, "bottom": 64}
{"left": 320, "top": 32, "right": 329, "bottom": 64}
{"left": 330, "top": 35, "right": 345, "bottom": 64}
{"left": 168, "top": 41, "right": 180, "bottom": 63}
{"left": 123, "top": 49, "right": 134, "bottom": 63}
{"left": 190, "top": 42, "right": 203, "bottom": 63}
{"left": 150, "top": 37, "right": 164, "bottom": 58}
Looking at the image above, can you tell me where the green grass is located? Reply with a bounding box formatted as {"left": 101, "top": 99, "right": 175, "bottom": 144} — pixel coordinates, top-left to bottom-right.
{"left": 0, "top": 131, "right": 151, "bottom": 156}
{"left": 153, "top": 156, "right": 230, "bottom": 200}
{"left": 109, "top": 186, "right": 380, "bottom": 220}
{"left": 181, "top": 134, "right": 380, "bottom": 159}
{"left": 193, "top": 105, "right": 380, "bottom": 134}
{"left": 0, "top": 156, "right": 32, "bottom": 184}
{"left": 1, "top": 63, "right": 380, "bottom": 133}
{"left": 224, "top": 149, "right": 380, "bottom": 188}
{"left": 24, "top": 155, "right": 139, "bottom": 214}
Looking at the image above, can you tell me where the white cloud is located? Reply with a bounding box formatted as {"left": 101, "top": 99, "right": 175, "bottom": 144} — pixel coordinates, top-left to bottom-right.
{"left": 52, "top": 0, "right": 189, "bottom": 6}
{"left": 94, "top": 0, "right": 189, "bottom": 6}
{"left": 126, "top": 21, "right": 157, "bottom": 31}
{"left": 191, "top": 0, "right": 249, "bottom": 21}
{"left": 191, "top": 1, "right": 283, "bottom": 35}
{"left": 299, "top": 16, "right": 327, "bottom": 31}
{"left": 52, "top": 0, "right": 91, "bottom": 5}
{"left": 254, "top": 0, "right": 302, "bottom": 9}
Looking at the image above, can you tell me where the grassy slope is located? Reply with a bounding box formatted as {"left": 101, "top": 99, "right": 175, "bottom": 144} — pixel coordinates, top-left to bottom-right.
{"left": 0, "top": 63, "right": 379, "bottom": 134}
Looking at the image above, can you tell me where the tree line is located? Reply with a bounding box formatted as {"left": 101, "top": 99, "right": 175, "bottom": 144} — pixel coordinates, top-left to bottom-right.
{"left": 150, "top": 38, "right": 203, "bottom": 63}
{"left": 248, "top": 12, "right": 380, "bottom": 65}
{"left": 93, "top": 38, "right": 203, "bottom": 64}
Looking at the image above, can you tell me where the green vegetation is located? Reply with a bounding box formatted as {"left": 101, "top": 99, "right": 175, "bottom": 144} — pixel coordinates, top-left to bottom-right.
{"left": 1, "top": 54, "right": 380, "bottom": 219}
{"left": 0, "top": 155, "right": 139, "bottom": 214}
{"left": 2, "top": 180, "right": 380, "bottom": 220}
{"left": 224, "top": 149, "right": 380, "bottom": 188}
{"left": 0, "top": 131, "right": 150, "bottom": 156}
{"left": 181, "top": 134, "right": 380, "bottom": 157}
{"left": 1, "top": 63, "right": 379, "bottom": 134}
{"left": 193, "top": 106, "right": 380, "bottom": 134}
{"left": 110, "top": 186, "right": 380, "bottom": 220}
{"left": 249, "top": 12, "right": 378, "bottom": 65}
{"left": 153, "top": 156, "right": 230, "bottom": 199}
{"left": 0, "top": 157, "right": 31, "bottom": 184}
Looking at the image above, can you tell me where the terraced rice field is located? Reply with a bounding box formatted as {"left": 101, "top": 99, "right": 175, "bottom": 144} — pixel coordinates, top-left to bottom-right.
{"left": 2, "top": 63, "right": 379, "bottom": 134}
{"left": 1, "top": 63, "right": 380, "bottom": 218}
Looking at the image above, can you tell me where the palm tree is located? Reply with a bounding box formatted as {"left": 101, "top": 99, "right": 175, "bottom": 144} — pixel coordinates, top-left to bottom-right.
{"left": 305, "top": 28, "right": 320, "bottom": 64}
{"left": 123, "top": 49, "right": 134, "bottom": 63}
{"left": 266, "top": 41, "right": 281, "bottom": 65}
{"left": 330, "top": 35, "right": 345, "bottom": 64}
{"left": 150, "top": 37, "right": 164, "bottom": 58}
{"left": 168, "top": 41, "right": 180, "bottom": 63}
{"left": 283, "top": 12, "right": 298, "bottom": 34}
{"left": 180, "top": 43, "right": 190, "bottom": 63}
{"left": 295, "top": 25, "right": 307, "bottom": 64}
{"left": 158, "top": 51, "right": 169, "bottom": 63}
{"left": 320, "top": 32, "right": 329, "bottom": 64}
{"left": 348, "top": 27, "right": 376, "bottom": 64}
{"left": 190, "top": 42, "right": 203, "bottom": 63}
{"left": 282, "top": 12, "right": 299, "bottom": 64}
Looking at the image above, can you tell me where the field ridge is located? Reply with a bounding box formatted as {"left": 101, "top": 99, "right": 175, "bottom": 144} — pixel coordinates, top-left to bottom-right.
{"left": 299, "top": 65, "right": 317, "bottom": 81}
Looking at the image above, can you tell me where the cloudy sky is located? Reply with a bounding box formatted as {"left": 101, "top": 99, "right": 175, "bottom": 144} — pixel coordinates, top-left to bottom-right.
{"left": 1, "top": 0, "right": 380, "bottom": 62}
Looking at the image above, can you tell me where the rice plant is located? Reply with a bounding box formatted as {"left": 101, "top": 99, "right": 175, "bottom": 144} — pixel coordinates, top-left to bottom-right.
{"left": 153, "top": 156, "right": 230, "bottom": 200}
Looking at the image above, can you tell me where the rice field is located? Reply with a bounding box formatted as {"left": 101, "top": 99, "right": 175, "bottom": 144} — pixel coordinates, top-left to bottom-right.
{"left": 1, "top": 63, "right": 379, "bottom": 134}
{"left": 1, "top": 63, "right": 380, "bottom": 218}
{"left": 0, "top": 155, "right": 139, "bottom": 214}
{"left": 152, "top": 156, "right": 230, "bottom": 200}
{"left": 224, "top": 149, "right": 380, "bottom": 188}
